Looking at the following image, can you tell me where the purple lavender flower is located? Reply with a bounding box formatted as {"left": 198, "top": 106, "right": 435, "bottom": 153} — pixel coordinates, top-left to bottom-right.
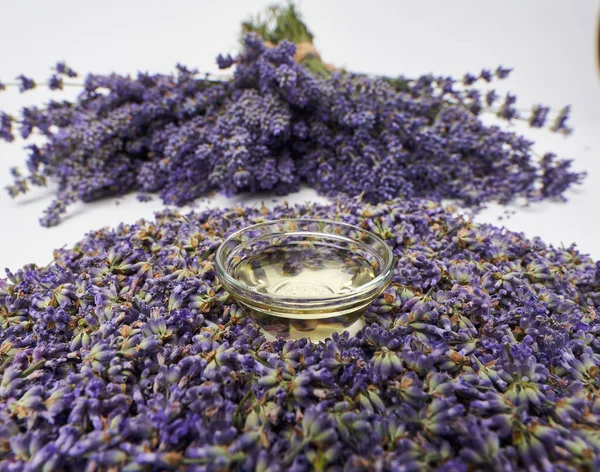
{"left": 529, "top": 104, "right": 550, "bottom": 128}
{"left": 55, "top": 61, "right": 78, "bottom": 78}
{"left": 462, "top": 73, "right": 477, "bottom": 86}
{"left": 497, "top": 93, "right": 519, "bottom": 121}
{"left": 48, "top": 74, "right": 63, "bottom": 91}
{"left": 216, "top": 53, "right": 236, "bottom": 69}
{"left": 16, "top": 74, "right": 36, "bottom": 92}
{"left": 0, "top": 112, "right": 14, "bottom": 142}
{"left": 485, "top": 89, "right": 499, "bottom": 107}
{"left": 479, "top": 69, "right": 493, "bottom": 82}
{"left": 495, "top": 66, "right": 513, "bottom": 79}
{"left": 550, "top": 105, "right": 572, "bottom": 135}
{"left": 539, "top": 153, "right": 585, "bottom": 199}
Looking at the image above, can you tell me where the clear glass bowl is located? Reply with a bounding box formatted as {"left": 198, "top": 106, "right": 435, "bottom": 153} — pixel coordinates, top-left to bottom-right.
{"left": 215, "top": 218, "right": 394, "bottom": 341}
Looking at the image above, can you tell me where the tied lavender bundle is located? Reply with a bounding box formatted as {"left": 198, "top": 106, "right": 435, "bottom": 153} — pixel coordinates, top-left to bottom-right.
{"left": 0, "top": 33, "right": 583, "bottom": 226}
{"left": 0, "top": 196, "right": 599, "bottom": 471}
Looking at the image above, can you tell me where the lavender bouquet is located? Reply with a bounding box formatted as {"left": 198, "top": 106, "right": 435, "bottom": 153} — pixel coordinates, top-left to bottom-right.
{"left": 0, "top": 6, "right": 582, "bottom": 226}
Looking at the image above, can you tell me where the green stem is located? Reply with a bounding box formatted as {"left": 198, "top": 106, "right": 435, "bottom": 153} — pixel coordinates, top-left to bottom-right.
{"left": 183, "top": 453, "right": 246, "bottom": 465}
{"left": 250, "top": 352, "right": 271, "bottom": 368}
{"left": 423, "top": 286, "right": 436, "bottom": 299}
{"left": 1, "top": 75, "right": 229, "bottom": 93}
{"left": 282, "top": 439, "right": 310, "bottom": 466}
{"left": 234, "top": 387, "right": 254, "bottom": 417}
{"left": 0, "top": 354, "right": 15, "bottom": 374}
{"left": 1, "top": 82, "right": 84, "bottom": 88}
{"left": 20, "top": 360, "right": 46, "bottom": 378}
{"left": 436, "top": 224, "right": 462, "bottom": 241}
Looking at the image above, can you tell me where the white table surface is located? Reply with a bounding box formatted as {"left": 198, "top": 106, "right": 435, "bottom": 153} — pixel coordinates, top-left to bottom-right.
{"left": 1, "top": 0, "right": 599, "bottom": 270}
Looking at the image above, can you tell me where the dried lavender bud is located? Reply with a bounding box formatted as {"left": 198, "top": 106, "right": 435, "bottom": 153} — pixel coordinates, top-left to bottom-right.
{"left": 529, "top": 104, "right": 550, "bottom": 128}
{"left": 55, "top": 61, "right": 78, "bottom": 78}
{"left": 217, "top": 53, "right": 236, "bottom": 69}
{"left": 462, "top": 73, "right": 477, "bottom": 86}
{"left": 495, "top": 65, "right": 512, "bottom": 79}
{"left": 0, "top": 112, "right": 13, "bottom": 142}
{"left": 550, "top": 105, "right": 573, "bottom": 135}
{"left": 16, "top": 75, "right": 36, "bottom": 92}
{"left": 479, "top": 69, "right": 493, "bottom": 82}
{"left": 497, "top": 92, "right": 519, "bottom": 121}
{"left": 485, "top": 89, "right": 499, "bottom": 107}
{"left": 0, "top": 195, "right": 598, "bottom": 470}
{"left": 47, "top": 75, "right": 63, "bottom": 91}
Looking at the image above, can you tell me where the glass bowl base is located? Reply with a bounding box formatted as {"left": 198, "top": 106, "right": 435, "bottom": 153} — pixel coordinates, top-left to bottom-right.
{"left": 248, "top": 309, "right": 365, "bottom": 342}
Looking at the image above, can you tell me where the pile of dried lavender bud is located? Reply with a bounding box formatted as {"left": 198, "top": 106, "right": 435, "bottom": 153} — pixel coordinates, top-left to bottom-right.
{"left": 0, "top": 196, "right": 598, "bottom": 471}
{"left": 1, "top": 34, "right": 583, "bottom": 227}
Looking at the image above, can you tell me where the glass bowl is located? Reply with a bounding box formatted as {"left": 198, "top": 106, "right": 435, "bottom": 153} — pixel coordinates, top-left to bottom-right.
{"left": 215, "top": 218, "right": 394, "bottom": 341}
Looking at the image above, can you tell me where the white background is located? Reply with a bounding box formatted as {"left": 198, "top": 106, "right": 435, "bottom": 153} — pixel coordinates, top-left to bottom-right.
{"left": 0, "top": 0, "right": 598, "bottom": 270}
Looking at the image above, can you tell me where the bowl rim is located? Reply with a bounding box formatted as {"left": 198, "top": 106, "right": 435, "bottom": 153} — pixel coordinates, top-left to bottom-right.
{"left": 215, "top": 217, "right": 395, "bottom": 305}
